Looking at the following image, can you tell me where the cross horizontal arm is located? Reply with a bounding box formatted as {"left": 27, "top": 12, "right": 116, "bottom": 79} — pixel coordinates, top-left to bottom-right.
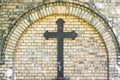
{"left": 44, "top": 31, "right": 57, "bottom": 40}
{"left": 63, "top": 31, "right": 77, "bottom": 40}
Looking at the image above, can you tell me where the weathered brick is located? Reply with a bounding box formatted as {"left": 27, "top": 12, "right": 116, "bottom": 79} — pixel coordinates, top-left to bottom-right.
{"left": 0, "top": 1, "right": 119, "bottom": 80}
{"left": 10, "top": 15, "right": 108, "bottom": 79}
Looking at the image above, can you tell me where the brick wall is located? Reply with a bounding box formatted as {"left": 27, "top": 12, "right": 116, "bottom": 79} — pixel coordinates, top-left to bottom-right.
{"left": 13, "top": 15, "right": 107, "bottom": 79}
{"left": 0, "top": 0, "right": 120, "bottom": 80}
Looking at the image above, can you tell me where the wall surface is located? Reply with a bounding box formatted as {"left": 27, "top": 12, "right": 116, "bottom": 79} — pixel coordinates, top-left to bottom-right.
{"left": 0, "top": 0, "right": 120, "bottom": 80}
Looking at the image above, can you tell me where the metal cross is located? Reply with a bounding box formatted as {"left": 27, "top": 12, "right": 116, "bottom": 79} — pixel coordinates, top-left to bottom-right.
{"left": 44, "top": 18, "right": 77, "bottom": 80}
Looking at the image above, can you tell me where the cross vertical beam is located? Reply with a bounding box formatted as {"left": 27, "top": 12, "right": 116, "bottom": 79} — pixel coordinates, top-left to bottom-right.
{"left": 57, "top": 19, "right": 64, "bottom": 78}
{"left": 44, "top": 18, "right": 77, "bottom": 80}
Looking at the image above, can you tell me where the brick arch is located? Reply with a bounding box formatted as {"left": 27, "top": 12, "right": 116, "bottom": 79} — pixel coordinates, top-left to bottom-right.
{"left": 5, "top": 2, "right": 119, "bottom": 78}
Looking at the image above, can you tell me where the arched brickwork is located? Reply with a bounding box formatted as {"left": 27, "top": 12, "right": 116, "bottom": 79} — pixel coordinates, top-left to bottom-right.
{"left": 4, "top": 2, "right": 120, "bottom": 79}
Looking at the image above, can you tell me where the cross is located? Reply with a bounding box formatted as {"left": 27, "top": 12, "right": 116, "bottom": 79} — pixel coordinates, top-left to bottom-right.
{"left": 44, "top": 18, "right": 77, "bottom": 80}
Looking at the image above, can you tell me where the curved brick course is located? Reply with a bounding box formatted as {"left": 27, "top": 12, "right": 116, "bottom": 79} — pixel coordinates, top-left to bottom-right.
{"left": 3, "top": 2, "right": 120, "bottom": 79}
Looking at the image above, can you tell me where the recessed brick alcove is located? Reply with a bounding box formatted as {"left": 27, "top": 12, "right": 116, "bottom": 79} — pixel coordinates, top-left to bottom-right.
{"left": 14, "top": 15, "right": 107, "bottom": 79}
{"left": 0, "top": 2, "right": 119, "bottom": 80}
